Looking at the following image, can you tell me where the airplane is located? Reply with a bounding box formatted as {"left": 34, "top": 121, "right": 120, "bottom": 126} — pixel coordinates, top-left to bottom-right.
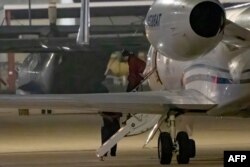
{"left": 1, "top": 0, "right": 250, "bottom": 165}
{"left": 16, "top": 53, "right": 56, "bottom": 94}
{"left": 16, "top": 52, "right": 110, "bottom": 95}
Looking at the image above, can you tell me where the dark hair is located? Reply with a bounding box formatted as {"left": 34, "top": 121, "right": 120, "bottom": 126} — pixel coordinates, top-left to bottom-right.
{"left": 121, "top": 49, "right": 134, "bottom": 57}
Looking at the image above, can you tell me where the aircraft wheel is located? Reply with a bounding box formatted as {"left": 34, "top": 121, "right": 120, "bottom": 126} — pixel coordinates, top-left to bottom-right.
{"left": 158, "top": 132, "right": 173, "bottom": 164}
{"left": 176, "top": 131, "right": 190, "bottom": 164}
{"left": 47, "top": 109, "right": 52, "bottom": 114}
{"left": 189, "top": 139, "right": 196, "bottom": 158}
{"left": 41, "top": 109, "right": 46, "bottom": 115}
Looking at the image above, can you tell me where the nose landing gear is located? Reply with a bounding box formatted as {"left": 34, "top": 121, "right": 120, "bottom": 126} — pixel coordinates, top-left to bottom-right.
{"left": 158, "top": 114, "right": 196, "bottom": 165}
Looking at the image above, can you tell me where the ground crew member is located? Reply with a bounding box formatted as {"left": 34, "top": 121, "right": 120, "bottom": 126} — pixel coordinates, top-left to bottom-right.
{"left": 100, "top": 112, "right": 122, "bottom": 157}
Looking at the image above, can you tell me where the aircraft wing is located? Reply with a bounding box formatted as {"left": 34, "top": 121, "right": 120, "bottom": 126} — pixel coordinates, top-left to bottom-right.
{"left": 0, "top": 90, "right": 215, "bottom": 114}
{"left": 207, "top": 93, "right": 250, "bottom": 117}
{"left": 223, "top": 19, "right": 250, "bottom": 48}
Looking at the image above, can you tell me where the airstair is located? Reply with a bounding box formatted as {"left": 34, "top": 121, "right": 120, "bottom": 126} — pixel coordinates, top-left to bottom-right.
{"left": 96, "top": 114, "right": 162, "bottom": 157}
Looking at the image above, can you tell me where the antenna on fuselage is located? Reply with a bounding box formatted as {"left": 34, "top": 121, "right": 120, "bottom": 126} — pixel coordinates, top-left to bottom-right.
{"left": 76, "top": 0, "right": 90, "bottom": 45}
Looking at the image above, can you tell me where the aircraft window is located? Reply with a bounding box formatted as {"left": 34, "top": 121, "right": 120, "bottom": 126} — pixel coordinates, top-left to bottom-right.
{"left": 22, "top": 54, "right": 40, "bottom": 70}
{"left": 33, "top": 53, "right": 45, "bottom": 70}
{"left": 22, "top": 55, "right": 33, "bottom": 66}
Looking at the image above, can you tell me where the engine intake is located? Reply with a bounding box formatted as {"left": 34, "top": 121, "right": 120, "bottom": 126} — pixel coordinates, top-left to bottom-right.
{"left": 190, "top": 1, "right": 225, "bottom": 38}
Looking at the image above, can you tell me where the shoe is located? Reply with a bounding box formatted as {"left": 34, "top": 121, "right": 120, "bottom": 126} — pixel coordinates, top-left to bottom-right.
{"left": 99, "top": 157, "right": 104, "bottom": 161}
{"left": 111, "top": 153, "right": 116, "bottom": 156}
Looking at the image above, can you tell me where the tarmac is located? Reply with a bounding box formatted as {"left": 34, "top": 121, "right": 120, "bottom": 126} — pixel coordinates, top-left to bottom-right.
{"left": 0, "top": 110, "right": 249, "bottom": 166}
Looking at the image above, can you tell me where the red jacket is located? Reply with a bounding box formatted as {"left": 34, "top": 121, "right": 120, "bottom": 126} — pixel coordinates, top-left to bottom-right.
{"left": 127, "top": 56, "right": 146, "bottom": 86}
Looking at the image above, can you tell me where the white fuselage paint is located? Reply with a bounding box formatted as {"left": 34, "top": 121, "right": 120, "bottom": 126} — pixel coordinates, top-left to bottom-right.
{"left": 147, "top": 43, "right": 250, "bottom": 105}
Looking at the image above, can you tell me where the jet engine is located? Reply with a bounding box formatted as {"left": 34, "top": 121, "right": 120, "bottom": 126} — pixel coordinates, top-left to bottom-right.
{"left": 145, "top": 0, "right": 226, "bottom": 61}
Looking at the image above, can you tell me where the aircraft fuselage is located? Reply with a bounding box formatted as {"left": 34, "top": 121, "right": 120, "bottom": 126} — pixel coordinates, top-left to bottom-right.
{"left": 146, "top": 4, "right": 250, "bottom": 105}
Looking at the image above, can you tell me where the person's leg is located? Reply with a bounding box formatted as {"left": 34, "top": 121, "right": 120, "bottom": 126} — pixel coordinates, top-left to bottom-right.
{"left": 101, "top": 122, "right": 110, "bottom": 156}
{"left": 101, "top": 126, "right": 105, "bottom": 144}
{"left": 110, "top": 120, "right": 120, "bottom": 156}
{"left": 126, "top": 82, "right": 135, "bottom": 92}
{"left": 111, "top": 144, "right": 117, "bottom": 156}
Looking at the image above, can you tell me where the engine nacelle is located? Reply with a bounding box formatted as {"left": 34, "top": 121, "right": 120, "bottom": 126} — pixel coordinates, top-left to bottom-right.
{"left": 145, "top": 0, "right": 225, "bottom": 61}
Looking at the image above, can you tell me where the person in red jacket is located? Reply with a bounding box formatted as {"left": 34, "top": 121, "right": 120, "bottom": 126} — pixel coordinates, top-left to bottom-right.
{"left": 122, "top": 50, "right": 146, "bottom": 92}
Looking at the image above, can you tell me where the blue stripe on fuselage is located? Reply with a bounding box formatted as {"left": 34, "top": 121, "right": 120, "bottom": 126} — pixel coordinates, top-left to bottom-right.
{"left": 184, "top": 64, "right": 250, "bottom": 84}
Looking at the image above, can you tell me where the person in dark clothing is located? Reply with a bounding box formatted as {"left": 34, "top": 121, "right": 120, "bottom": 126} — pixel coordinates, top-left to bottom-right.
{"left": 122, "top": 50, "right": 146, "bottom": 92}
{"left": 100, "top": 112, "right": 122, "bottom": 157}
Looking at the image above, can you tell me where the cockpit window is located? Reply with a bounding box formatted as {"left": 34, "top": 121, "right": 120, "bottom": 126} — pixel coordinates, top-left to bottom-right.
{"left": 22, "top": 53, "right": 40, "bottom": 70}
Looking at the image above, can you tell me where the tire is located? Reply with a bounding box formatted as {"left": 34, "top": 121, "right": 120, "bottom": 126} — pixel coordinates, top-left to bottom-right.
{"left": 47, "top": 109, "right": 52, "bottom": 114}
{"left": 189, "top": 139, "right": 196, "bottom": 158}
{"left": 41, "top": 109, "right": 46, "bottom": 115}
{"left": 158, "top": 132, "right": 173, "bottom": 164}
{"left": 176, "top": 131, "right": 190, "bottom": 164}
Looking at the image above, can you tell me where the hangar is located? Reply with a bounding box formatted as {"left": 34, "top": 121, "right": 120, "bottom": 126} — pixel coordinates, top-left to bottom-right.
{"left": 0, "top": 0, "right": 250, "bottom": 167}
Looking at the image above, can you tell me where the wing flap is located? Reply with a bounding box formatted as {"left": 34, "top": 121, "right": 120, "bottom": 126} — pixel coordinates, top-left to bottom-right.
{"left": 0, "top": 90, "right": 215, "bottom": 114}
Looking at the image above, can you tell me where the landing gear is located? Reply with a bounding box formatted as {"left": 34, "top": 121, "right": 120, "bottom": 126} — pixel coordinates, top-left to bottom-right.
{"left": 158, "top": 132, "right": 173, "bottom": 164}
{"left": 189, "top": 139, "right": 196, "bottom": 158}
{"left": 176, "top": 131, "right": 190, "bottom": 164}
{"left": 157, "top": 114, "right": 196, "bottom": 165}
{"left": 41, "top": 109, "right": 52, "bottom": 115}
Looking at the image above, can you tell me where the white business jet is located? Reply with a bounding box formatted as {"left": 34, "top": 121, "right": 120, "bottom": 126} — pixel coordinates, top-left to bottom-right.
{"left": 2, "top": 0, "right": 250, "bottom": 165}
